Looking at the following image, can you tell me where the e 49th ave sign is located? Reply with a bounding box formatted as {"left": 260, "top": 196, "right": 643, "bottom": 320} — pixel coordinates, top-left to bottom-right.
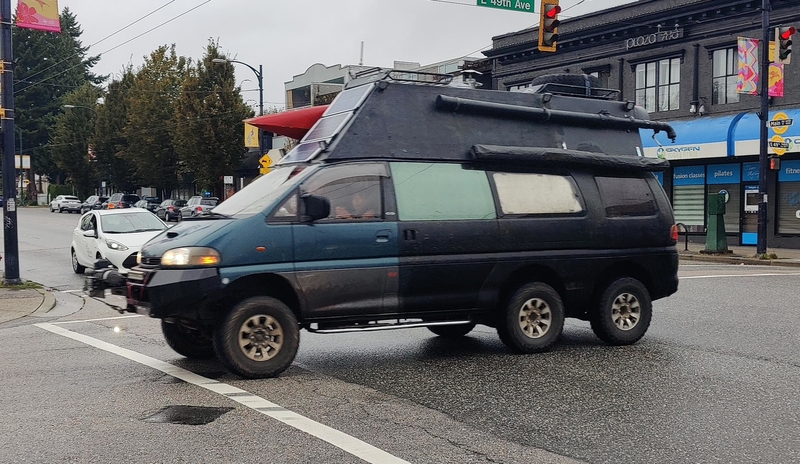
{"left": 477, "top": 0, "right": 535, "bottom": 13}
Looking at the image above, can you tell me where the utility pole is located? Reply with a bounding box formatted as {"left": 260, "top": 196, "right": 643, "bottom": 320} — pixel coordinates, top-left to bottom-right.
{"left": 1, "top": 0, "right": 21, "bottom": 284}
{"left": 757, "top": 0, "right": 770, "bottom": 256}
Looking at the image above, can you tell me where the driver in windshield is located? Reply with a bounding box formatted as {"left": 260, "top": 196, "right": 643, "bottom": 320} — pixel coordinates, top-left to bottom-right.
{"left": 335, "top": 192, "right": 377, "bottom": 220}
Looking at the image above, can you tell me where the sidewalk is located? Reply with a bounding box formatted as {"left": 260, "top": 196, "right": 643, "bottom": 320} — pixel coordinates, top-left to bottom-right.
{"left": 0, "top": 286, "right": 56, "bottom": 324}
{"left": 677, "top": 239, "right": 800, "bottom": 267}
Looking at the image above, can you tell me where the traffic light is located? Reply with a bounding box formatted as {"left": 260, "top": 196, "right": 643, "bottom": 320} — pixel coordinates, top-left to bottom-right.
{"left": 776, "top": 26, "right": 795, "bottom": 64}
{"left": 538, "top": 0, "right": 561, "bottom": 53}
{"left": 769, "top": 155, "right": 781, "bottom": 171}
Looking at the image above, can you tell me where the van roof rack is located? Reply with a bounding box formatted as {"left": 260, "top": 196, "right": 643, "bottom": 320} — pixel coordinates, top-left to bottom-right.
{"left": 346, "top": 69, "right": 454, "bottom": 90}
{"left": 524, "top": 83, "right": 621, "bottom": 100}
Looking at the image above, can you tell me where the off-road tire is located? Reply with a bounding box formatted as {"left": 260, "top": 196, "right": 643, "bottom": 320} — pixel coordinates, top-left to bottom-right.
{"left": 590, "top": 278, "right": 652, "bottom": 345}
{"left": 71, "top": 248, "right": 86, "bottom": 274}
{"left": 213, "top": 296, "right": 299, "bottom": 379}
{"left": 497, "top": 283, "right": 565, "bottom": 353}
{"left": 161, "top": 320, "right": 215, "bottom": 359}
{"left": 428, "top": 323, "right": 476, "bottom": 338}
{"left": 530, "top": 73, "right": 602, "bottom": 88}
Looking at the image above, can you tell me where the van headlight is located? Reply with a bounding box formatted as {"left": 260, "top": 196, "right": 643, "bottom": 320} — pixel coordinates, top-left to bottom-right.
{"left": 161, "top": 247, "right": 221, "bottom": 267}
{"left": 105, "top": 239, "right": 129, "bottom": 251}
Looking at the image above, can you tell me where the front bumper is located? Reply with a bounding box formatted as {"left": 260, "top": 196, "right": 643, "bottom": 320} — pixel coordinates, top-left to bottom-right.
{"left": 127, "top": 266, "right": 223, "bottom": 319}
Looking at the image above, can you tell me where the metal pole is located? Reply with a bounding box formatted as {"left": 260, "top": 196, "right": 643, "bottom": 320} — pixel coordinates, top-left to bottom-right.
{"left": 258, "top": 64, "right": 264, "bottom": 117}
{"left": 757, "top": 0, "right": 770, "bottom": 255}
{"left": 1, "top": 0, "right": 20, "bottom": 283}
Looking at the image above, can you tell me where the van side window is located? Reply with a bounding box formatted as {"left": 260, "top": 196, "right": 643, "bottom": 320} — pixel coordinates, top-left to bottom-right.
{"left": 311, "top": 176, "right": 383, "bottom": 220}
{"left": 595, "top": 176, "right": 657, "bottom": 217}
{"left": 390, "top": 162, "right": 496, "bottom": 221}
{"left": 491, "top": 172, "right": 584, "bottom": 215}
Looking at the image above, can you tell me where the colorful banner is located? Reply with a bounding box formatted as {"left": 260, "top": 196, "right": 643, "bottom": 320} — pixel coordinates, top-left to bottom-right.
{"left": 244, "top": 122, "right": 259, "bottom": 148}
{"left": 737, "top": 37, "right": 759, "bottom": 95}
{"left": 768, "top": 63, "right": 784, "bottom": 97}
{"left": 16, "top": 0, "right": 61, "bottom": 33}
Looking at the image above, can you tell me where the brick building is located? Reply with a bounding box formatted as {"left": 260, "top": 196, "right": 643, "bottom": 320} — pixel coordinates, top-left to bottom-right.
{"left": 483, "top": 0, "right": 800, "bottom": 248}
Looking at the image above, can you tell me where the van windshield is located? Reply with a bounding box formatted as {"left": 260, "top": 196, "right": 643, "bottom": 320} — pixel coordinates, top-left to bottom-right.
{"left": 212, "top": 165, "right": 314, "bottom": 217}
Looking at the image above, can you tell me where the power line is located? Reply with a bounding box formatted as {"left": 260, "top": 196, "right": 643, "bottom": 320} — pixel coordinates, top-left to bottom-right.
{"left": 15, "top": 0, "right": 213, "bottom": 95}
{"left": 17, "top": 1, "right": 178, "bottom": 85}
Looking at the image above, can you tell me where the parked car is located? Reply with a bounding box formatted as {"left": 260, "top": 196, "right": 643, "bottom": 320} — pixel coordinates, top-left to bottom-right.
{"left": 94, "top": 73, "right": 680, "bottom": 379}
{"left": 134, "top": 198, "right": 160, "bottom": 213}
{"left": 81, "top": 195, "right": 108, "bottom": 214}
{"left": 50, "top": 195, "right": 82, "bottom": 213}
{"left": 106, "top": 193, "right": 140, "bottom": 209}
{"left": 71, "top": 209, "right": 168, "bottom": 275}
{"left": 155, "top": 199, "right": 187, "bottom": 222}
{"left": 178, "top": 196, "right": 219, "bottom": 221}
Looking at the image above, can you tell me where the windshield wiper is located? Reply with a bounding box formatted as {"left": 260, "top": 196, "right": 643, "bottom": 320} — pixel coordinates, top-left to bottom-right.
{"left": 131, "top": 229, "right": 165, "bottom": 232}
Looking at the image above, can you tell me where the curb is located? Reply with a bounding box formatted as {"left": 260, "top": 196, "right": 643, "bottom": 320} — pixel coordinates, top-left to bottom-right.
{"left": 31, "top": 289, "right": 57, "bottom": 316}
{"left": 679, "top": 254, "right": 800, "bottom": 267}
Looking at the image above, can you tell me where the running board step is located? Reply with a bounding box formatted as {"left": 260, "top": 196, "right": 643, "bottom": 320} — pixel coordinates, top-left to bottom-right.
{"left": 308, "top": 319, "right": 473, "bottom": 334}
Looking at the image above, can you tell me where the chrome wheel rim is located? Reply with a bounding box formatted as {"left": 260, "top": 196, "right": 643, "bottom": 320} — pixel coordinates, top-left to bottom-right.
{"left": 238, "top": 315, "right": 283, "bottom": 361}
{"left": 517, "top": 298, "right": 552, "bottom": 339}
{"left": 612, "top": 293, "right": 641, "bottom": 331}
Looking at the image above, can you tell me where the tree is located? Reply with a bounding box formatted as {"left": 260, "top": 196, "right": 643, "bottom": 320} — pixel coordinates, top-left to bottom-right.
{"left": 93, "top": 66, "right": 138, "bottom": 194}
{"left": 173, "top": 40, "right": 253, "bottom": 197}
{"left": 13, "top": 7, "right": 102, "bottom": 185}
{"left": 49, "top": 83, "right": 102, "bottom": 198}
{"left": 123, "top": 45, "right": 187, "bottom": 197}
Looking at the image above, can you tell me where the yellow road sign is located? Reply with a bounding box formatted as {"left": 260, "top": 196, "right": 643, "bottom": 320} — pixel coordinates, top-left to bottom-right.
{"left": 259, "top": 153, "right": 273, "bottom": 175}
{"left": 769, "top": 134, "right": 789, "bottom": 156}
{"left": 770, "top": 111, "right": 793, "bottom": 136}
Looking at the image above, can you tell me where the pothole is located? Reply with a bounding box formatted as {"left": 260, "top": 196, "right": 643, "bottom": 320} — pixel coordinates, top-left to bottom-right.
{"left": 141, "top": 405, "right": 233, "bottom": 425}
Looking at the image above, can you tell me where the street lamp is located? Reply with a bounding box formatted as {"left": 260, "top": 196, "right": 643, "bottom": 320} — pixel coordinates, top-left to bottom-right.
{"left": 212, "top": 58, "right": 263, "bottom": 116}
{"left": 63, "top": 104, "right": 97, "bottom": 114}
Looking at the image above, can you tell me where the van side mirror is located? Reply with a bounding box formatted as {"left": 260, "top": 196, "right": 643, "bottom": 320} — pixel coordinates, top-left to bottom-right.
{"left": 302, "top": 194, "right": 330, "bottom": 222}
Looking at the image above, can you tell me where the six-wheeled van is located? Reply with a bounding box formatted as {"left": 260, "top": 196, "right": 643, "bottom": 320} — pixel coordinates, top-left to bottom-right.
{"left": 88, "top": 72, "right": 680, "bottom": 378}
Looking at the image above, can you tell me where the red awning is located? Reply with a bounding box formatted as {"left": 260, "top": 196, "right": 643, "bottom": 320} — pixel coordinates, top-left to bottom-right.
{"left": 246, "top": 105, "right": 328, "bottom": 140}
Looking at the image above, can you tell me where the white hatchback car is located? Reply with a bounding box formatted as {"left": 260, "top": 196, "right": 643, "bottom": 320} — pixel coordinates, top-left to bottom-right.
{"left": 71, "top": 209, "right": 168, "bottom": 275}
{"left": 51, "top": 195, "right": 83, "bottom": 213}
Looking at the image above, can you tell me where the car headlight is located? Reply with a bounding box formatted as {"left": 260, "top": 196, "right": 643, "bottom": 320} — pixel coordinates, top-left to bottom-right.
{"left": 161, "top": 247, "right": 221, "bottom": 267}
{"left": 136, "top": 251, "right": 142, "bottom": 265}
{"left": 104, "top": 239, "right": 129, "bottom": 251}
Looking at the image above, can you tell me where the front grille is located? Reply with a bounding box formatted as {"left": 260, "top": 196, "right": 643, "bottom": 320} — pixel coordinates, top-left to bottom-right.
{"left": 122, "top": 252, "right": 139, "bottom": 269}
{"left": 142, "top": 257, "right": 161, "bottom": 266}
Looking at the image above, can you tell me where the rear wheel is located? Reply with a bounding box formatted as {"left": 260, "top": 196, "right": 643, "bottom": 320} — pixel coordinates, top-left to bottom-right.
{"left": 213, "top": 296, "right": 300, "bottom": 379}
{"left": 177, "top": 211, "right": 183, "bottom": 222}
{"left": 427, "top": 323, "right": 476, "bottom": 338}
{"left": 497, "top": 283, "right": 564, "bottom": 353}
{"left": 590, "top": 278, "right": 652, "bottom": 345}
{"left": 161, "top": 321, "right": 215, "bottom": 359}
{"left": 71, "top": 248, "right": 86, "bottom": 274}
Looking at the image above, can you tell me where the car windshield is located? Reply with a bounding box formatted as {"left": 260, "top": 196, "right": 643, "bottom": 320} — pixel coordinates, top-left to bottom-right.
{"left": 212, "top": 165, "right": 313, "bottom": 217}
{"left": 100, "top": 212, "right": 167, "bottom": 234}
{"left": 122, "top": 195, "right": 140, "bottom": 202}
{"left": 174, "top": 200, "right": 187, "bottom": 207}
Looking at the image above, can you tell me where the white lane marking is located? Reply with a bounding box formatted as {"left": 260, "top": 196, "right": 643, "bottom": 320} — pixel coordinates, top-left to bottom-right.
{"left": 682, "top": 272, "right": 800, "bottom": 280}
{"left": 55, "top": 315, "right": 142, "bottom": 325}
{"left": 33, "top": 323, "right": 409, "bottom": 464}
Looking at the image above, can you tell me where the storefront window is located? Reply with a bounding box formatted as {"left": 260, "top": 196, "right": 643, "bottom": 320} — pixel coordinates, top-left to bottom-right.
{"left": 778, "top": 161, "right": 800, "bottom": 235}
{"left": 673, "top": 166, "right": 705, "bottom": 232}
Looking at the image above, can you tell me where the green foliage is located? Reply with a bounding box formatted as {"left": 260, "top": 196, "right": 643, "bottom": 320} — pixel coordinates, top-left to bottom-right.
{"left": 48, "top": 183, "right": 76, "bottom": 198}
{"left": 50, "top": 83, "right": 102, "bottom": 198}
{"left": 756, "top": 253, "right": 779, "bottom": 260}
{"left": 13, "top": 7, "right": 102, "bottom": 183}
{"left": 173, "top": 40, "right": 254, "bottom": 196}
{"left": 122, "top": 45, "right": 187, "bottom": 196}
{"left": 93, "top": 66, "right": 138, "bottom": 193}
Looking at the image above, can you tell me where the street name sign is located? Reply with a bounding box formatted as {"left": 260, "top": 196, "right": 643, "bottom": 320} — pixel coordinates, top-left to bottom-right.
{"left": 476, "top": 0, "right": 535, "bottom": 13}
{"left": 769, "top": 111, "right": 793, "bottom": 135}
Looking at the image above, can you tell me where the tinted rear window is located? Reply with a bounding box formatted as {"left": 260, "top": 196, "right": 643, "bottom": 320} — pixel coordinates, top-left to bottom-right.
{"left": 595, "top": 176, "right": 657, "bottom": 217}
{"left": 174, "top": 200, "right": 187, "bottom": 207}
{"left": 65, "top": 196, "right": 80, "bottom": 201}
{"left": 200, "top": 199, "right": 218, "bottom": 206}
{"left": 122, "top": 195, "right": 140, "bottom": 202}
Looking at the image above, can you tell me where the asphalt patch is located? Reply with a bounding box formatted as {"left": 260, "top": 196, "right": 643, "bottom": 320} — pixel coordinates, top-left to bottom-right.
{"left": 141, "top": 405, "right": 233, "bottom": 425}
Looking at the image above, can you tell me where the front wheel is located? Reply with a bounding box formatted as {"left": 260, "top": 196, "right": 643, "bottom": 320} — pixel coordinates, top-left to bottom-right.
{"left": 71, "top": 248, "right": 86, "bottom": 274}
{"left": 213, "top": 296, "right": 300, "bottom": 379}
{"left": 161, "top": 321, "right": 215, "bottom": 359}
{"left": 590, "top": 278, "right": 652, "bottom": 346}
{"left": 428, "top": 323, "right": 476, "bottom": 338}
{"left": 497, "top": 282, "right": 565, "bottom": 353}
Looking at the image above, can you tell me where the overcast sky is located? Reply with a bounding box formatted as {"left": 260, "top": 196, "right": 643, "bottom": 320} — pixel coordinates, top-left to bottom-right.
{"left": 56, "top": 0, "right": 635, "bottom": 111}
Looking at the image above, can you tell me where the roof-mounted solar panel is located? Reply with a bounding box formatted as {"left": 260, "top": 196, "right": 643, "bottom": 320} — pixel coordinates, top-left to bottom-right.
{"left": 278, "top": 142, "right": 323, "bottom": 164}
{"left": 302, "top": 111, "right": 352, "bottom": 143}
{"left": 324, "top": 84, "right": 373, "bottom": 116}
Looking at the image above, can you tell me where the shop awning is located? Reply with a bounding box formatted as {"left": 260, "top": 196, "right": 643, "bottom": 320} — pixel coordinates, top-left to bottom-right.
{"left": 246, "top": 105, "right": 328, "bottom": 140}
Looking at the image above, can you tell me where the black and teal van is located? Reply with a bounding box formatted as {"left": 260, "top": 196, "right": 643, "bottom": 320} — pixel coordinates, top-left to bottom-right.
{"left": 101, "top": 72, "right": 680, "bottom": 378}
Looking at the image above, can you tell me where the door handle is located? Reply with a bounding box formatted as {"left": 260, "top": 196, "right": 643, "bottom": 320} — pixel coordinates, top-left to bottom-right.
{"left": 375, "top": 229, "right": 392, "bottom": 243}
{"left": 402, "top": 229, "right": 417, "bottom": 241}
